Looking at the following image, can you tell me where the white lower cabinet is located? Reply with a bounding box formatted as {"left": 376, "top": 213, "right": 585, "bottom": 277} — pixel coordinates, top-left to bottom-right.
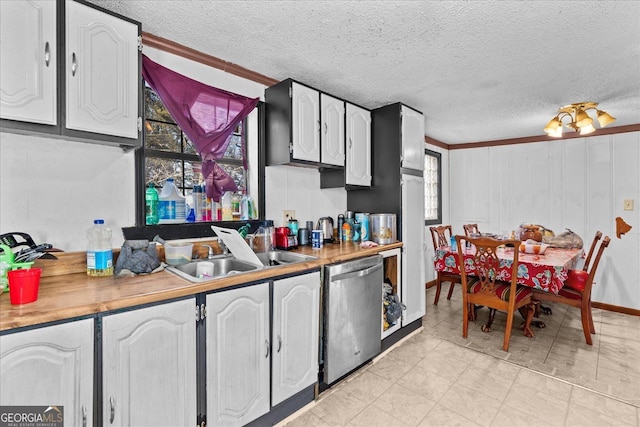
{"left": 0, "top": 318, "right": 94, "bottom": 427}
{"left": 102, "top": 298, "right": 197, "bottom": 427}
{"left": 207, "top": 271, "right": 320, "bottom": 426}
{"left": 207, "top": 282, "right": 271, "bottom": 427}
{"left": 272, "top": 272, "right": 320, "bottom": 406}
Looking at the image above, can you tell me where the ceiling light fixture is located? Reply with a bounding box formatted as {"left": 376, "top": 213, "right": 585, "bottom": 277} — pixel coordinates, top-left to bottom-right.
{"left": 543, "top": 102, "right": 616, "bottom": 138}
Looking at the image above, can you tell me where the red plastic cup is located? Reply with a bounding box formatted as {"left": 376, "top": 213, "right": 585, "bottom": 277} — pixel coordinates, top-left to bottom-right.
{"left": 8, "top": 268, "right": 42, "bottom": 305}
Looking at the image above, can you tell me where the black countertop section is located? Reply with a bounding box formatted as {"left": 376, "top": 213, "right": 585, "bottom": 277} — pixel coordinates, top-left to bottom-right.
{"left": 122, "top": 220, "right": 263, "bottom": 241}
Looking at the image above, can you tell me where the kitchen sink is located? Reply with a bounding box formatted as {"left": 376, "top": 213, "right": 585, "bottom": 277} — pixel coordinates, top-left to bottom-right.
{"left": 255, "top": 250, "right": 317, "bottom": 267}
{"left": 166, "top": 256, "right": 260, "bottom": 283}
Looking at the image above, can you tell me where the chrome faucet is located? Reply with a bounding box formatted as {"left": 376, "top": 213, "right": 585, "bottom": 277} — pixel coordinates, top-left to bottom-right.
{"left": 217, "top": 239, "right": 229, "bottom": 255}
{"left": 201, "top": 244, "right": 215, "bottom": 259}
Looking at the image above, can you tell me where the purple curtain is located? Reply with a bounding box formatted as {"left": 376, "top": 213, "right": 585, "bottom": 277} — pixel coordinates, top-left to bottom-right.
{"left": 141, "top": 54, "right": 259, "bottom": 201}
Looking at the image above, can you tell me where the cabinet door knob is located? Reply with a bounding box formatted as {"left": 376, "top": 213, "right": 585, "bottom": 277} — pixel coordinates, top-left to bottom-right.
{"left": 277, "top": 335, "right": 282, "bottom": 353}
{"left": 264, "top": 339, "right": 270, "bottom": 358}
{"left": 44, "top": 42, "right": 50, "bottom": 67}
{"left": 82, "top": 405, "right": 87, "bottom": 427}
{"left": 109, "top": 396, "right": 115, "bottom": 424}
{"left": 71, "top": 52, "right": 77, "bottom": 76}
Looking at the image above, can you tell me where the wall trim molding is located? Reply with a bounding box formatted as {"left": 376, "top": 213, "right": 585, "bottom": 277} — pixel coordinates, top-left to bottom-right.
{"left": 142, "top": 31, "right": 279, "bottom": 87}
{"left": 426, "top": 124, "right": 640, "bottom": 150}
{"left": 592, "top": 301, "right": 640, "bottom": 317}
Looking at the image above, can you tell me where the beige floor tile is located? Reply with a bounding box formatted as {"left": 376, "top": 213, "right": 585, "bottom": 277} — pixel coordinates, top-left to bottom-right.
{"left": 309, "top": 391, "right": 368, "bottom": 426}
{"left": 388, "top": 341, "right": 430, "bottom": 367}
{"left": 339, "top": 370, "right": 395, "bottom": 405}
{"left": 564, "top": 401, "right": 635, "bottom": 426}
{"left": 416, "top": 348, "right": 472, "bottom": 382}
{"left": 367, "top": 353, "right": 416, "bottom": 382}
{"left": 372, "top": 383, "right": 436, "bottom": 426}
{"left": 438, "top": 382, "right": 504, "bottom": 427}
{"left": 570, "top": 386, "right": 638, "bottom": 421}
{"left": 417, "top": 403, "right": 482, "bottom": 427}
{"left": 346, "top": 404, "right": 411, "bottom": 427}
{"left": 454, "top": 363, "right": 517, "bottom": 402}
{"left": 491, "top": 402, "right": 566, "bottom": 427}
{"left": 397, "top": 365, "right": 457, "bottom": 403}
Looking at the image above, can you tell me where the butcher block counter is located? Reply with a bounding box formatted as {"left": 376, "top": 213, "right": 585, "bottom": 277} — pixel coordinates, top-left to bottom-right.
{"left": 0, "top": 241, "right": 402, "bottom": 331}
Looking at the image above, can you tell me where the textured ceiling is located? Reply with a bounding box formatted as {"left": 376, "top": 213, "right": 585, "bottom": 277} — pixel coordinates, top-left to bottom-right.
{"left": 87, "top": 0, "right": 640, "bottom": 144}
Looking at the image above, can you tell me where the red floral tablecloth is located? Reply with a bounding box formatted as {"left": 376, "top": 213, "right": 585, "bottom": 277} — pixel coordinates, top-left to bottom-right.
{"left": 434, "top": 246, "right": 583, "bottom": 294}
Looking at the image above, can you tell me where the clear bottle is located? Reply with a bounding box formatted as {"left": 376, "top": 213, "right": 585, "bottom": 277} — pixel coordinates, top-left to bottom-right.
{"left": 231, "top": 192, "right": 242, "bottom": 220}
{"left": 158, "top": 178, "right": 186, "bottom": 224}
{"left": 87, "top": 219, "right": 113, "bottom": 277}
{"left": 240, "top": 191, "right": 250, "bottom": 220}
{"left": 221, "top": 191, "right": 233, "bottom": 220}
{"left": 192, "top": 185, "right": 202, "bottom": 222}
{"left": 145, "top": 183, "right": 159, "bottom": 225}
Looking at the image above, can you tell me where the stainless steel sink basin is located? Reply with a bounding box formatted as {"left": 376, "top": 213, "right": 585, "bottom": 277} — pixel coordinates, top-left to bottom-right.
{"left": 255, "top": 250, "right": 317, "bottom": 267}
{"left": 166, "top": 256, "right": 260, "bottom": 283}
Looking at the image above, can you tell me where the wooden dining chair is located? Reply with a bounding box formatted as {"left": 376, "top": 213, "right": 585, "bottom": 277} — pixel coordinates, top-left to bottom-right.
{"left": 429, "top": 225, "right": 462, "bottom": 305}
{"left": 581, "top": 231, "right": 603, "bottom": 271}
{"left": 533, "top": 235, "right": 610, "bottom": 345}
{"left": 455, "top": 235, "right": 535, "bottom": 352}
{"left": 463, "top": 223, "right": 480, "bottom": 236}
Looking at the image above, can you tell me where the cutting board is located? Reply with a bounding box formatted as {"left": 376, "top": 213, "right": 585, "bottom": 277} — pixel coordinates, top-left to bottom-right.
{"left": 211, "top": 226, "right": 263, "bottom": 267}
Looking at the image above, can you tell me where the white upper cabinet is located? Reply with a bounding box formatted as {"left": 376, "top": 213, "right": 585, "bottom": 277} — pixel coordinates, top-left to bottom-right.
{"left": 65, "top": 0, "right": 139, "bottom": 139}
{"left": 0, "top": 0, "right": 57, "bottom": 125}
{"left": 345, "top": 102, "right": 372, "bottom": 187}
{"left": 401, "top": 105, "right": 425, "bottom": 171}
{"left": 291, "top": 82, "right": 320, "bottom": 162}
{"left": 320, "top": 93, "right": 345, "bottom": 166}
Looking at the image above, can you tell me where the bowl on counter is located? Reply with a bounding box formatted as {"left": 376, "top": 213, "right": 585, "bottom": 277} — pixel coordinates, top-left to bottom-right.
{"left": 519, "top": 240, "right": 548, "bottom": 254}
{"left": 164, "top": 242, "right": 194, "bottom": 265}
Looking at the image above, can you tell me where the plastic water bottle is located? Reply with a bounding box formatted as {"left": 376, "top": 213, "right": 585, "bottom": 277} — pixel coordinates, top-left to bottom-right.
{"left": 221, "top": 191, "right": 233, "bottom": 220}
{"left": 87, "top": 219, "right": 113, "bottom": 277}
{"left": 158, "top": 178, "right": 186, "bottom": 224}
{"left": 145, "top": 183, "right": 159, "bottom": 225}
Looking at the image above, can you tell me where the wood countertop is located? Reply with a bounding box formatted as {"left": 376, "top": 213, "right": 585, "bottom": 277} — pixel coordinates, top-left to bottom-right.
{"left": 0, "top": 241, "right": 402, "bottom": 332}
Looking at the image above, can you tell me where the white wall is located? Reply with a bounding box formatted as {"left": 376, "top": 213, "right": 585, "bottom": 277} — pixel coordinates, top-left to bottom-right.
{"left": 445, "top": 132, "right": 640, "bottom": 309}
{"left": 0, "top": 133, "right": 135, "bottom": 250}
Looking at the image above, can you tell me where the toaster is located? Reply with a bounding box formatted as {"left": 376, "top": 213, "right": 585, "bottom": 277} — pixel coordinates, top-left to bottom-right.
{"left": 275, "top": 227, "right": 298, "bottom": 250}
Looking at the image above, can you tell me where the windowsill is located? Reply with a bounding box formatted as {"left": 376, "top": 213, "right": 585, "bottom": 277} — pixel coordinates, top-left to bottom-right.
{"left": 122, "top": 220, "right": 263, "bottom": 241}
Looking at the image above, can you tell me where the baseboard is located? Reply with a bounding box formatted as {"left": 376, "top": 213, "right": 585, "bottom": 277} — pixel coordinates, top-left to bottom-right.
{"left": 592, "top": 301, "right": 640, "bottom": 317}
{"left": 425, "top": 280, "right": 639, "bottom": 316}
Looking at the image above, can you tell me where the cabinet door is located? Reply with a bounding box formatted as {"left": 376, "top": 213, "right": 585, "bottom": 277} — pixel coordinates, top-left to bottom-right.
{"left": 65, "top": 0, "right": 139, "bottom": 139}
{"left": 291, "top": 82, "right": 320, "bottom": 162}
{"left": 207, "top": 283, "right": 270, "bottom": 426}
{"left": 0, "top": 0, "right": 56, "bottom": 125}
{"left": 320, "top": 93, "right": 345, "bottom": 166}
{"left": 401, "top": 174, "right": 426, "bottom": 324}
{"left": 345, "top": 103, "right": 372, "bottom": 186}
{"left": 401, "top": 105, "right": 425, "bottom": 171}
{"left": 272, "top": 272, "right": 320, "bottom": 406}
{"left": 102, "top": 298, "right": 197, "bottom": 427}
{"left": 1, "top": 319, "right": 94, "bottom": 427}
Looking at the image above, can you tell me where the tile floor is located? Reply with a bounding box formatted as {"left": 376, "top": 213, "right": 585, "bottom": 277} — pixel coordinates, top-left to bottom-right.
{"left": 280, "top": 287, "right": 640, "bottom": 427}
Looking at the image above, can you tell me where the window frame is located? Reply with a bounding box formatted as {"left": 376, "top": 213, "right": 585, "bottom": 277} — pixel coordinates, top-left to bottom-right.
{"left": 131, "top": 90, "right": 265, "bottom": 236}
{"left": 424, "top": 148, "right": 442, "bottom": 226}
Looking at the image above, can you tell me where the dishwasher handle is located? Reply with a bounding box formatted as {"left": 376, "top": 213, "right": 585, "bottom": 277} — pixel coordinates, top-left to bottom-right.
{"left": 330, "top": 262, "right": 382, "bottom": 282}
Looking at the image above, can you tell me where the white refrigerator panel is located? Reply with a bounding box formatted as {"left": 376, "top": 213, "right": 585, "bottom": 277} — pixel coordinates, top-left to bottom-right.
{"left": 401, "top": 173, "right": 426, "bottom": 324}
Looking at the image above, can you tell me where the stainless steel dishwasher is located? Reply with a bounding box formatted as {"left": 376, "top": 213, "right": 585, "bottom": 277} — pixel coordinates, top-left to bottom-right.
{"left": 323, "top": 254, "right": 383, "bottom": 384}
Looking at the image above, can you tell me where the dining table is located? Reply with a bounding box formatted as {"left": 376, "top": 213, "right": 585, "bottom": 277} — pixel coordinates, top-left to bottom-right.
{"left": 434, "top": 242, "right": 583, "bottom": 331}
{"left": 434, "top": 244, "right": 583, "bottom": 295}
